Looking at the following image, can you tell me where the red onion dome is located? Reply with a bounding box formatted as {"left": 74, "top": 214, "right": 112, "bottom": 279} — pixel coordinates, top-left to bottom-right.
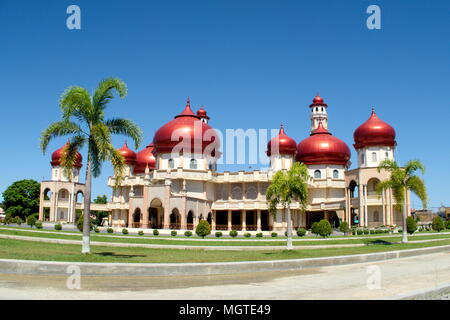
{"left": 309, "top": 94, "right": 328, "bottom": 108}
{"left": 133, "top": 143, "right": 156, "bottom": 174}
{"left": 51, "top": 142, "right": 83, "bottom": 168}
{"left": 353, "top": 108, "right": 396, "bottom": 149}
{"left": 117, "top": 142, "right": 136, "bottom": 165}
{"left": 197, "top": 107, "right": 210, "bottom": 120}
{"left": 267, "top": 125, "right": 297, "bottom": 156}
{"left": 296, "top": 122, "right": 350, "bottom": 166}
{"left": 153, "top": 98, "right": 220, "bottom": 156}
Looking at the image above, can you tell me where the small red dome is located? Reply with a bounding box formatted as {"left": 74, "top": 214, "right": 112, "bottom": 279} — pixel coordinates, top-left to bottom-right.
{"left": 296, "top": 122, "right": 350, "bottom": 166}
{"left": 117, "top": 142, "right": 136, "bottom": 165}
{"left": 197, "top": 107, "right": 210, "bottom": 120}
{"left": 133, "top": 143, "right": 156, "bottom": 174}
{"left": 353, "top": 108, "right": 396, "bottom": 149}
{"left": 267, "top": 125, "right": 297, "bottom": 156}
{"left": 310, "top": 94, "right": 328, "bottom": 107}
{"left": 153, "top": 98, "right": 220, "bottom": 156}
{"left": 51, "top": 142, "right": 83, "bottom": 168}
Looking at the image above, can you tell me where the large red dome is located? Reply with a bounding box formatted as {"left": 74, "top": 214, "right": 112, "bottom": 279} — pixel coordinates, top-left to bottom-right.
{"left": 353, "top": 108, "right": 396, "bottom": 149}
{"left": 133, "top": 143, "right": 156, "bottom": 174}
{"left": 153, "top": 98, "right": 220, "bottom": 156}
{"left": 267, "top": 125, "right": 297, "bottom": 156}
{"left": 117, "top": 142, "right": 136, "bottom": 165}
{"left": 296, "top": 122, "right": 350, "bottom": 166}
{"left": 51, "top": 142, "right": 83, "bottom": 168}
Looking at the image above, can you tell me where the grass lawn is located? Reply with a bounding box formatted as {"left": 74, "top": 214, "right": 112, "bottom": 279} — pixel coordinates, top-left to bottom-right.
{"left": 0, "top": 238, "right": 449, "bottom": 263}
{"left": 0, "top": 227, "right": 450, "bottom": 247}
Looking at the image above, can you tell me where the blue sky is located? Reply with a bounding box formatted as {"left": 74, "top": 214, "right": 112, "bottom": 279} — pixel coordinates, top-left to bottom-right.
{"left": 0, "top": 0, "right": 449, "bottom": 209}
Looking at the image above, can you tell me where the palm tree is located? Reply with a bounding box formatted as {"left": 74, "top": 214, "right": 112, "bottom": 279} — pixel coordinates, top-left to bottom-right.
{"left": 40, "top": 78, "right": 143, "bottom": 254}
{"left": 376, "top": 159, "right": 427, "bottom": 244}
{"left": 266, "top": 162, "right": 309, "bottom": 250}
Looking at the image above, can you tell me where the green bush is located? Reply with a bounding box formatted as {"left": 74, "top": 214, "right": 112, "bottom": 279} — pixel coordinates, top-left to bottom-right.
{"left": 153, "top": 229, "right": 159, "bottom": 236}
{"left": 256, "top": 232, "right": 263, "bottom": 238}
{"left": 94, "top": 227, "right": 100, "bottom": 233}
{"left": 26, "top": 215, "right": 37, "bottom": 228}
{"left": 356, "top": 229, "right": 363, "bottom": 235}
{"left": 446, "top": 220, "right": 450, "bottom": 230}
{"left": 244, "top": 232, "right": 251, "bottom": 238}
{"left": 4, "top": 213, "right": 12, "bottom": 225}
{"left": 122, "top": 228, "right": 128, "bottom": 234}
{"left": 432, "top": 216, "right": 445, "bottom": 232}
{"left": 184, "top": 231, "right": 192, "bottom": 237}
{"left": 171, "top": 230, "right": 177, "bottom": 237}
{"left": 229, "top": 230, "right": 238, "bottom": 238}
{"left": 296, "top": 228, "right": 306, "bottom": 237}
{"left": 316, "top": 220, "right": 332, "bottom": 238}
{"left": 35, "top": 221, "right": 43, "bottom": 229}
{"left": 196, "top": 220, "right": 211, "bottom": 238}
{"left": 339, "top": 222, "right": 350, "bottom": 235}
{"left": 54, "top": 223, "right": 62, "bottom": 231}
{"left": 107, "top": 228, "right": 114, "bottom": 233}
{"left": 398, "top": 229, "right": 403, "bottom": 233}
{"left": 138, "top": 230, "right": 144, "bottom": 236}
{"left": 369, "top": 229, "right": 375, "bottom": 235}
{"left": 363, "top": 229, "right": 369, "bottom": 235}
{"left": 271, "top": 232, "right": 278, "bottom": 237}
{"left": 406, "top": 216, "right": 417, "bottom": 234}
{"left": 76, "top": 215, "right": 93, "bottom": 232}
{"left": 14, "top": 216, "right": 23, "bottom": 226}
{"left": 215, "top": 231, "right": 223, "bottom": 238}
{"left": 311, "top": 222, "right": 319, "bottom": 235}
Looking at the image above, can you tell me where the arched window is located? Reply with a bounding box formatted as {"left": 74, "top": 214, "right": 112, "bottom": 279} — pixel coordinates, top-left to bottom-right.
{"left": 321, "top": 107, "right": 324, "bottom": 112}
{"left": 372, "top": 152, "right": 377, "bottom": 162}
{"left": 385, "top": 152, "right": 389, "bottom": 159}
{"left": 190, "top": 159, "right": 197, "bottom": 169}
{"left": 333, "top": 170, "right": 339, "bottom": 179}
{"left": 231, "top": 186, "right": 243, "bottom": 200}
{"left": 168, "top": 158, "right": 174, "bottom": 168}
{"left": 361, "top": 153, "right": 365, "bottom": 165}
{"left": 314, "top": 170, "right": 321, "bottom": 179}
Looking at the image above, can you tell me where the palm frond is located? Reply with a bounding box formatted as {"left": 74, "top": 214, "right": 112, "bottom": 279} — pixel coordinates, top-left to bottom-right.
{"left": 407, "top": 175, "right": 428, "bottom": 209}
{"left": 377, "top": 159, "right": 399, "bottom": 173}
{"left": 60, "top": 136, "right": 86, "bottom": 181}
{"left": 40, "top": 121, "right": 84, "bottom": 153}
{"left": 105, "top": 118, "right": 143, "bottom": 149}
{"left": 92, "top": 78, "right": 127, "bottom": 116}
{"left": 59, "top": 86, "right": 93, "bottom": 124}
{"left": 404, "top": 159, "right": 425, "bottom": 176}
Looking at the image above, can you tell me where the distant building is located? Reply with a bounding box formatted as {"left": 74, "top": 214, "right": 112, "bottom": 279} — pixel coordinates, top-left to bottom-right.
{"left": 412, "top": 209, "right": 438, "bottom": 225}
{"left": 438, "top": 206, "right": 450, "bottom": 220}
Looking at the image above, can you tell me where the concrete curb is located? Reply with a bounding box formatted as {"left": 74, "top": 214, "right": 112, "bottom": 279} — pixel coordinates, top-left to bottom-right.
{"left": 0, "top": 244, "right": 449, "bottom": 277}
{"left": 383, "top": 282, "right": 450, "bottom": 300}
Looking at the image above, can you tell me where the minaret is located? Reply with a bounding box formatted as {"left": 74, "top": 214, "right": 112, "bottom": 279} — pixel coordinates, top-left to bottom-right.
{"left": 309, "top": 94, "right": 328, "bottom": 132}
{"left": 197, "top": 106, "right": 210, "bottom": 124}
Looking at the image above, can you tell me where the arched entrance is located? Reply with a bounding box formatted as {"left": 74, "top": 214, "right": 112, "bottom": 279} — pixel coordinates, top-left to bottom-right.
{"left": 132, "top": 208, "right": 142, "bottom": 228}
{"left": 149, "top": 198, "right": 163, "bottom": 229}
{"left": 187, "top": 211, "right": 194, "bottom": 230}
{"left": 170, "top": 208, "right": 181, "bottom": 229}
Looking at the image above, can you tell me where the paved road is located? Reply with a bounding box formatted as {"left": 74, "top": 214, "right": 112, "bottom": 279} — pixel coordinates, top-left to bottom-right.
{"left": 0, "top": 251, "right": 449, "bottom": 299}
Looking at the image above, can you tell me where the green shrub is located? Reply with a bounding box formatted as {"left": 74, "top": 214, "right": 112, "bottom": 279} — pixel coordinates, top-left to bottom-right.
{"left": 94, "top": 227, "right": 100, "bottom": 233}
{"left": 316, "top": 220, "right": 332, "bottom": 238}
{"left": 138, "top": 230, "right": 144, "bottom": 236}
{"left": 76, "top": 215, "right": 93, "bottom": 232}
{"left": 35, "top": 221, "right": 43, "bottom": 229}
{"left": 432, "top": 216, "right": 445, "bottom": 232}
{"left": 196, "top": 220, "right": 211, "bottom": 238}
{"left": 244, "top": 232, "right": 251, "bottom": 238}
{"left": 356, "top": 229, "right": 363, "bottom": 235}
{"left": 14, "top": 216, "right": 23, "bottom": 226}
{"left": 171, "top": 230, "right": 177, "bottom": 237}
{"left": 107, "top": 227, "right": 114, "bottom": 233}
{"left": 311, "top": 222, "right": 319, "bottom": 235}
{"left": 184, "top": 231, "right": 192, "bottom": 237}
{"left": 296, "top": 228, "right": 306, "bottom": 237}
{"left": 256, "top": 232, "right": 263, "bottom": 238}
{"left": 153, "top": 229, "right": 159, "bottom": 236}
{"left": 406, "top": 216, "right": 417, "bottom": 234}
{"left": 4, "top": 213, "right": 12, "bottom": 225}
{"left": 398, "top": 229, "right": 403, "bottom": 233}
{"left": 363, "top": 229, "right": 369, "bottom": 235}
{"left": 26, "top": 215, "right": 37, "bottom": 228}
{"left": 54, "top": 223, "right": 62, "bottom": 231}
{"left": 271, "top": 232, "right": 278, "bottom": 237}
{"left": 215, "top": 231, "right": 223, "bottom": 238}
{"left": 339, "top": 222, "right": 350, "bottom": 235}
{"left": 369, "top": 229, "right": 375, "bottom": 235}
{"left": 446, "top": 220, "right": 450, "bottom": 230}
{"left": 229, "top": 230, "right": 238, "bottom": 238}
{"left": 122, "top": 228, "right": 128, "bottom": 234}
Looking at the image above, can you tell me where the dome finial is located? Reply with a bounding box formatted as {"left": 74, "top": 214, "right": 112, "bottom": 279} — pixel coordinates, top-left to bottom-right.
{"left": 187, "top": 96, "right": 191, "bottom": 106}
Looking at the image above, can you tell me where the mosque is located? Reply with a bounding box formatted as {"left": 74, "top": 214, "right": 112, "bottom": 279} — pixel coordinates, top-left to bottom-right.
{"left": 38, "top": 95, "right": 409, "bottom": 232}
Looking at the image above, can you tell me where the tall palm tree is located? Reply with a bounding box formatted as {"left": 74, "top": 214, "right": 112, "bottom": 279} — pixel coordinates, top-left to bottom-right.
{"left": 266, "top": 162, "right": 309, "bottom": 250}
{"left": 40, "top": 78, "right": 143, "bottom": 254}
{"left": 376, "top": 159, "right": 427, "bottom": 244}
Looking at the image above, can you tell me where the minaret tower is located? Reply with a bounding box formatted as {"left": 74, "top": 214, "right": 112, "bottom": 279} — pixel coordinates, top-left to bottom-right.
{"left": 309, "top": 94, "right": 328, "bottom": 132}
